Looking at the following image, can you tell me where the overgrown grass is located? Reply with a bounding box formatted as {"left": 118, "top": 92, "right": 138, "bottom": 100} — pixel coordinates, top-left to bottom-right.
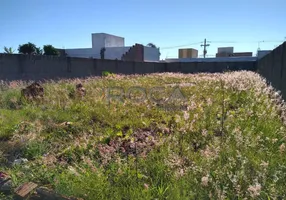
{"left": 1, "top": 71, "right": 286, "bottom": 199}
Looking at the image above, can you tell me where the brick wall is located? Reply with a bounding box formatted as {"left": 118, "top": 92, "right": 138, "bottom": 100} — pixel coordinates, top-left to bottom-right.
{"left": 121, "top": 44, "right": 144, "bottom": 61}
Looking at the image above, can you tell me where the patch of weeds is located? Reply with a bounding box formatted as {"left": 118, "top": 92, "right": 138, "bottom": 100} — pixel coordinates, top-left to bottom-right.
{"left": 0, "top": 150, "right": 8, "bottom": 166}
{"left": 102, "top": 71, "right": 115, "bottom": 77}
{"left": 0, "top": 110, "right": 24, "bottom": 140}
{"left": 0, "top": 89, "right": 22, "bottom": 109}
{"left": 54, "top": 167, "right": 109, "bottom": 200}
{"left": 23, "top": 140, "right": 50, "bottom": 160}
{"left": 0, "top": 193, "right": 13, "bottom": 200}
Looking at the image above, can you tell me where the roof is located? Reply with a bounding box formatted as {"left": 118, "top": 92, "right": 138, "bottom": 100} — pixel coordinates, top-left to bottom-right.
{"left": 91, "top": 33, "right": 124, "bottom": 39}
{"left": 164, "top": 56, "right": 257, "bottom": 63}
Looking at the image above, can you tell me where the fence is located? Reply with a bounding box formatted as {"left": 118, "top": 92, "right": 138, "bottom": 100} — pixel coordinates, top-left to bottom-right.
{"left": 257, "top": 42, "right": 286, "bottom": 98}
{"left": 0, "top": 53, "right": 257, "bottom": 81}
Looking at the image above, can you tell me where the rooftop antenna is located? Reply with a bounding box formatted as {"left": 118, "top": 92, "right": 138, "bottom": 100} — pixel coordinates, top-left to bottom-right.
{"left": 257, "top": 40, "right": 264, "bottom": 51}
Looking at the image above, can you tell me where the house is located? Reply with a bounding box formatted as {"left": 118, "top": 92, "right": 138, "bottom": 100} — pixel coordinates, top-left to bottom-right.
{"left": 61, "top": 33, "right": 160, "bottom": 62}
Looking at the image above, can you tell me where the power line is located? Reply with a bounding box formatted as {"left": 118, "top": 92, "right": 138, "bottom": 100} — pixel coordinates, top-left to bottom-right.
{"left": 160, "top": 42, "right": 202, "bottom": 49}
{"left": 210, "top": 40, "right": 284, "bottom": 44}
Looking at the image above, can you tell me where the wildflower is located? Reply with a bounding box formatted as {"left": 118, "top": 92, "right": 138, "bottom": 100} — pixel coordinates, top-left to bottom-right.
{"left": 187, "top": 101, "right": 196, "bottom": 111}
{"left": 202, "top": 129, "right": 208, "bottom": 137}
{"left": 175, "top": 114, "right": 181, "bottom": 123}
{"left": 247, "top": 183, "right": 261, "bottom": 198}
{"left": 144, "top": 183, "right": 149, "bottom": 190}
{"left": 183, "top": 111, "right": 190, "bottom": 120}
{"left": 207, "top": 98, "right": 212, "bottom": 106}
{"left": 272, "top": 138, "right": 278, "bottom": 143}
{"left": 68, "top": 166, "right": 79, "bottom": 176}
{"left": 260, "top": 161, "right": 269, "bottom": 168}
{"left": 201, "top": 145, "right": 219, "bottom": 159}
{"left": 194, "top": 113, "right": 199, "bottom": 119}
{"left": 201, "top": 175, "right": 209, "bottom": 187}
{"left": 279, "top": 143, "right": 285, "bottom": 153}
{"left": 177, "top": 168, "right": 185, "bottom": 177}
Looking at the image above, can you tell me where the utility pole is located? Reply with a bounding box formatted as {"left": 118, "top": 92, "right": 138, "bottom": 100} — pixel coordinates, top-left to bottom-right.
{"left": 201, "top": 39, "right": 210, "bottom": 58}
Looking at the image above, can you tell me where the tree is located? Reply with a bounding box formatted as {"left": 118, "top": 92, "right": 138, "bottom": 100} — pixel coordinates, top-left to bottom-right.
{"left": 3, "top": 46, "right": 15, "bottom": 54}
{"left": 18, "top": 42, "right": 40, "bottom": 55}
{"left": 147, "top": 43, "right": 157, "bottom": 48}
{"left": 147, "top": 43, "right": 161, "bottom": 57}
{"left": 35, "top": 47, "right": 43, "bottom": 55}
{"left": 43, "top": 45, "right": 59, "bottom": 56}
{"left": 100, "top": 47, "right": 106, "bottom": 59}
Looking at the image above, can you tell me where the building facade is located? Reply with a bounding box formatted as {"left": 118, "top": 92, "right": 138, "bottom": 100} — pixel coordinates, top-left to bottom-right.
{"left": 178, "top": 48, "right": 198, "bottom": 58}
{"left": 216, "top": 47, "right": 252, "bottom": 57}
{"left": 62, "top": 33, "right": 160, "bottom": 62}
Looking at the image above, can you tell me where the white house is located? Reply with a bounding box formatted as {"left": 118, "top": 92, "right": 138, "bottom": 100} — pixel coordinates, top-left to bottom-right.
{"left": 64, "top": 33, "right": 160, "bottom": 62}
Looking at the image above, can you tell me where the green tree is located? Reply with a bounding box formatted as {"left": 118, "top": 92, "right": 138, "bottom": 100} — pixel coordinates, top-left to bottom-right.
{"left": 18, "top": 42, "right": 41, "bottom": 55}
{"left": 147, "top": 43, "right": 161, "bottom": 57}
{"left": 100, "top": 47, "right": 106, "bottom": 59}
{"left": 3, "top": 46, "right": 15, "bottom": 54}
{"left": 35, "top": 47, "right": 43, "bottom": 55}
{"left": 147, "top": 43, "right": 157, "bottom": 48}
{"left": 43, "top": 45, "right": 59, "bottom": 56}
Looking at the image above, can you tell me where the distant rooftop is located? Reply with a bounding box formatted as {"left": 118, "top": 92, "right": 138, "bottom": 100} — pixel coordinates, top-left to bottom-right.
{"left": 91, "top": 33, "right": 124, "bottom": 39}
{"left": 164, "top": 56, "right": 257, "bottom": 63}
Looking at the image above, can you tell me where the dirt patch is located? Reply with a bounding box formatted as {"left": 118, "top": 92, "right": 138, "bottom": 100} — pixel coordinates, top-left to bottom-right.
{"left": 97, "top": 129, "right": 161, "bottom": 165}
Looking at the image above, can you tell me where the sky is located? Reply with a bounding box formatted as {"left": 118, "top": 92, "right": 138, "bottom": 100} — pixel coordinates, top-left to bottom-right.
{"left": 1, "top": 0, "right": 285, "bottom": 59}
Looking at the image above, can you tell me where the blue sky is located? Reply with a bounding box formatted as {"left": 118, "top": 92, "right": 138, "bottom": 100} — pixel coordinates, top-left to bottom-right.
{"left": 1, "top": 0, "right": 285, "bottom": 59}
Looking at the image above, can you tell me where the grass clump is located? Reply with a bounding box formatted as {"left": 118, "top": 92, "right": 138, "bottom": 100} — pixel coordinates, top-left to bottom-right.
{"left": 1, "top": 71, "right": 286, "bottom": 199}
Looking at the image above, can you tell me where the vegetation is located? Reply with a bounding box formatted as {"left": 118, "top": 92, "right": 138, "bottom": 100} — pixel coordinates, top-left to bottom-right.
{"left": 43, "top": 45, "right": 59, "bottom": 56}
{"left": 102, "top": 71, "right": 115, "bottom": 77}
{"left": 100, "top": 47, "right": 106, "bottom": 59}
{"left": 147, "top": 43, "right": 161, "bottom": 57}
{"left": 147, "top": 43, "right": 157, "bottom": 48}
{"left": 18, "top": 42, "right": 42, "bottom": 55}
{"left": 3, "top": 47, "right": 15, "bottom": 54}
{"left": 17, "top": 43, "right": 59, "bottom": 55}
{"left": 0, "top": 71, "right": 286, "bottom": 199}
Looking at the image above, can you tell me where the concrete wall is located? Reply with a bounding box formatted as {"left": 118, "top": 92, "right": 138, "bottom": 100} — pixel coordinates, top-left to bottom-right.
{"left": 105, "top": 47, "right": 130, "bottom": 60}
{"left": 104, "top": 34, "right": 124, "bottom": 47}
{"left": 65, "top": 47, "right": 131, "bottom": 60}
{"left": 257, "top": 50, "right": 271, "bottom": 59}
{"left": 165, "top": 56, "right": 257, "bottom": 63}
{"left": 0, "top": 53, "right": 257, "bottom": 81}
{"left": 218, "top": 47, "right": 234, "bottom": 54}
{"left": 92, "top": 33, "right": 124, "bottom": 49}
{"left": 216, "top": 52, "right": 253, "bottom": 57}
{"left": 144, "top": 46, "right": 160, "bottom": 61}
{"left": 65, "top": 48, "right": 98, "bottom": 58}
{"left": 92, "top": 33, "right": 105, "bottom": 49}
{"left": 65, "top": 46, "right": 154, "bottom": 61}
{"left": 257, "top": 42, "right": 286, "bottom": 98}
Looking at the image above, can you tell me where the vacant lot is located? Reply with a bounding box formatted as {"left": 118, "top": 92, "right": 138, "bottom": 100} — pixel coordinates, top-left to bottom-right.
{"left": 0, "top": 71, "right": 286, "bottom": 199}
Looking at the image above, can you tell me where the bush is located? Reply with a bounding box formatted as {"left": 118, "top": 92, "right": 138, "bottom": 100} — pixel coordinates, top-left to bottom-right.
{"left": 102, "top": 71, "right": 115, "bottom": 77}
